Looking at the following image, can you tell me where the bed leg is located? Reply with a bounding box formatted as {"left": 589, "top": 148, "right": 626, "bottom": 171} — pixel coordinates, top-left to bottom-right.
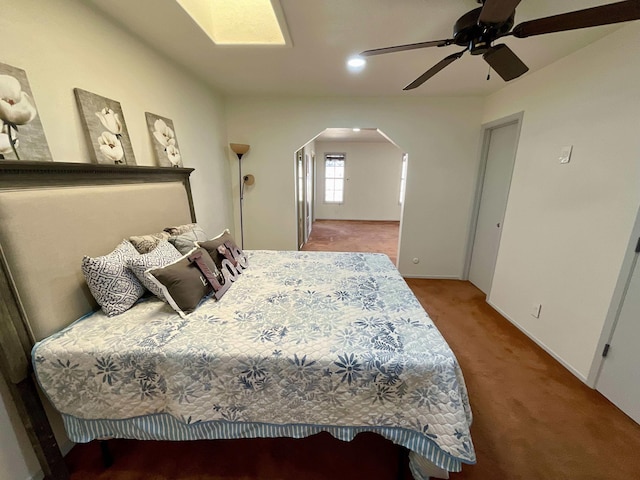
{"left": 397, "top": 445, "right": 410, "bottom": 480}
{"left": 100, "top": 440, "right": 114, "bottom": 468}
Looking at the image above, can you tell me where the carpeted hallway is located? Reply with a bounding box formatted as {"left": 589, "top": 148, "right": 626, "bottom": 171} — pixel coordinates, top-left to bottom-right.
{"left": 301, "top": 219, "right": 400, "bottom": 264}
{"left": 64, "top": 220, "right": 640, "bottom": 479}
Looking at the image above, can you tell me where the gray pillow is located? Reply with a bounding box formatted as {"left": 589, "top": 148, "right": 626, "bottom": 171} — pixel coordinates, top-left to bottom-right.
{"left": 196, "top": 229, "right": 238, "bottom": 269}
{"left": 147, "top": 247, "right": 220, "bottom": 318}
{"left": 81, "top": 240, "right": 145, "bottom": 317}
{"left": 164, "top": 223, "right": 198, "bottom": 236}
{"left": 127, "top": 240, "right": 182, "bottom": 298}
{"left": 168, "top": 225, "right": 209, "bottom": 255}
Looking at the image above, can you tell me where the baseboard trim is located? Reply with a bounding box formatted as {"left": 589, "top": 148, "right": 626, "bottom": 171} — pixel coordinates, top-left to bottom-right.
{"left": 486, "top": 300, "right": 589, "bottom": 385}
{"left": 402, "top": 275, "right": 461, "bottom": 280}
{"left": 314, "top": 218, "right": 401, "bottom": 223}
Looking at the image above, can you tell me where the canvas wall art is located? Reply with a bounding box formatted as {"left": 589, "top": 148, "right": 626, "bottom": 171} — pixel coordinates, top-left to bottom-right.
{"left": 145, "top": 112, "right": 183, "bottom": 167}
{"left": 74, "top": 88, "right": 136, "bottom": 165}
{"left": 0, "top": 62, "right": 52, "bottom": 161}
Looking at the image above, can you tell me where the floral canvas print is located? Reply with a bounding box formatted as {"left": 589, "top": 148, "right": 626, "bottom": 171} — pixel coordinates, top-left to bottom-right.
{"left": 74, "top": 88, "right": 136, "bottom": 165}
{"left": 145, "top": 112, "right": 182, "bottom": 167}
{"left": 0, "top": 62, "right": 52, "bottom": 161}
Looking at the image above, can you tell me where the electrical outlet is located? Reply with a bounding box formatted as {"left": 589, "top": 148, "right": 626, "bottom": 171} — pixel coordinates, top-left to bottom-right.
{"left": 530, "top": 303, "right": 542, "bottom": 318}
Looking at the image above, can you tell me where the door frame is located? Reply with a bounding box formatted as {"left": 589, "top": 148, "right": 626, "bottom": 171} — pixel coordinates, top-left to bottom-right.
{"left": 463, "top": 111, "right": 524, "bottom": 286}
{"left": 295, "top": 148, "right": 305, "bottom": 249}
{"left": 589, "top": 201, "right": 640, "bottom": 387}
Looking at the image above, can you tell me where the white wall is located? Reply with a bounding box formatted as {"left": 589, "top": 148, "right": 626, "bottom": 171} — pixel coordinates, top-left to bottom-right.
{"left": 314, "top": 141, "right": 403, "bottom": 221}
{"left": 482, "top": 23, "right": 640, "bottom": 380}
{"left": 225, "top": 96, "right": 484, "bottom": 277}
{"left": 0, "top": 1, "right": 231, "bottom": 478}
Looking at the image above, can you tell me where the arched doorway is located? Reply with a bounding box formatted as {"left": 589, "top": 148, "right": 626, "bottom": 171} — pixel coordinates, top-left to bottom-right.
{"left": 295, "top": 127, "right": 407, "bottom": 265}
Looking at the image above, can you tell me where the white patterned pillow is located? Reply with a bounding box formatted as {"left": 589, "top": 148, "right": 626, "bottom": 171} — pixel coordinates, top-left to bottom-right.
{"left": 81, "top": 240, "right": 145, "bottom": 317}
{"left": 127, "top": 240, "right": 182, "bottom": 299}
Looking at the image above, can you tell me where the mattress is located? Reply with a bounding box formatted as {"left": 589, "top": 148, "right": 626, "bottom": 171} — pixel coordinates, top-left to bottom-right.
{"left": 33, "top": 250, "right": 476, "bottom": 474}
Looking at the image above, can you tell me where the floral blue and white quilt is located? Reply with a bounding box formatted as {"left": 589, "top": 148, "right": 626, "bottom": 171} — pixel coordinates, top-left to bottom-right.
{"left": 33, "top": 250, "right": 475, "bottom": 473}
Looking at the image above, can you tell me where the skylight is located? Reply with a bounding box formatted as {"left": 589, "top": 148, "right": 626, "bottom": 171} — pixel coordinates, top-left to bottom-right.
{"left": 176, "top": 0, "right": 290, "bottom": 46}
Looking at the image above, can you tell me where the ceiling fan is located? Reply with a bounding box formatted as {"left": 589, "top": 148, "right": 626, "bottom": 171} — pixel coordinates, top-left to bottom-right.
{"left": 359, "top": 0, "right": 640, "bottom": 90}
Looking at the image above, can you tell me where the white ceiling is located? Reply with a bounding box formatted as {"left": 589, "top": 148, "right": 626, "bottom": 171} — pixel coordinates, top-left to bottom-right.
{"left": 315, "top": 128, "right": 391, "bottom": 143}
{"left": 87, "top": 0, "right": 626, "bottom": 99}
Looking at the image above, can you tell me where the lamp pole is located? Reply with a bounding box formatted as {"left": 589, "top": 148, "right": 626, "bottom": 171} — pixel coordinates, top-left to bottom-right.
{"left": 238, "top": 156, "right": 245, "bottom": 249}
{"left": 230, "top": 143, "right": 250, "bottom": 249}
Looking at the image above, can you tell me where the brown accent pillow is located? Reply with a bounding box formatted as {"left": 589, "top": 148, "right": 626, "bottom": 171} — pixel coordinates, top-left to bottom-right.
{"left": 196, "top": 229, "right": 239, "bottom": 269}
{"left": 129, "top": 231, "right": 171, "bottom": 254}
{"left": 146, "top": 247, "right": 219, "bottom": 317}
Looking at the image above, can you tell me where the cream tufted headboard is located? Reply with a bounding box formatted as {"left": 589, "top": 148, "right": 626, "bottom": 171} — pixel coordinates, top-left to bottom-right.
{"left": 0, "top": 160, "right": 196, "bottom": 479}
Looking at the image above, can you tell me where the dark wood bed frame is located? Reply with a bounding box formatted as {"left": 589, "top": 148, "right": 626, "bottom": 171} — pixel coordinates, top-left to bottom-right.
{"left": 0, "top": 160, "right": 195, "bottom": 480}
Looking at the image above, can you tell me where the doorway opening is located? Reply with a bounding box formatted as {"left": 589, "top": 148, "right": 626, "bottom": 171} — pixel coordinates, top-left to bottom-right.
{"left": 295, "top": 127, "right": 407, "bottom": 265}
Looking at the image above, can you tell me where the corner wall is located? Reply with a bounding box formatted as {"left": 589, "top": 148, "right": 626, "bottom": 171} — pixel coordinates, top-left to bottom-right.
{"left": 225, "top": 96, "right": 484, "bottom": 277}
{"left": 0, "top": 1, "right": 231, "bottom": 478}
{"left": 482, "top": 23, "right": 640, "bottom": 380}
{"left": 314, "top": 141, "right": 403, "bottom": 221}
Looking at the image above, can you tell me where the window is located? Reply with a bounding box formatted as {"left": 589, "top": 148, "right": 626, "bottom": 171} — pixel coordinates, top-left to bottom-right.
{"left": 324, "top": 153, "right": 345, "bottom": 203}
{"left": 399, "top": 153, "right": 408, "bottom": 204}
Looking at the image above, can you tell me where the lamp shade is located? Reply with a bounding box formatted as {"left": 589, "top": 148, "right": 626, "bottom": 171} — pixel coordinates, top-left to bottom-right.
{"left": 230, "top": 143, "right": 250, "bottom": 158}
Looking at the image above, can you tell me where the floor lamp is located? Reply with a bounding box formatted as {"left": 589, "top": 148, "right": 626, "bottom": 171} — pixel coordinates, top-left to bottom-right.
{"left": 230, "top": 143, "right": 250, "bottom": 248}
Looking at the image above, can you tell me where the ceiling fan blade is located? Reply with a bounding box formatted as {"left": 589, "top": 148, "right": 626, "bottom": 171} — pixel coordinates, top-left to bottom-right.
{"left": 483, "top": 44, "right": 529, "bottom": 81}
{"left": 478, "top": 0, "right": 522, "bottom": 25}
{"left": 360, "top": 39, "right": 453, "bottom": 57}
{"left": 513, "top": 0, "right": 640, "bottom": 38}
{"left": 403, "top": 50, "right": 466, "bottom": 90}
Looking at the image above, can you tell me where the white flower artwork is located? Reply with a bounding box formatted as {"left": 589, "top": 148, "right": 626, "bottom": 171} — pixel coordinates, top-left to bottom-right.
{"left": 96, "top": 107, "right": 123, "bottom": 135}
{"left": 0, "top": 62, "right": 52, "bottom": 161}
{"left": 74, "top": 88, "right": 136, "bottom": 165}
{"left": 97, "top": 131, "right": 124, "bottom": 163}
{"left": 0, "top": 124, "right": 16, "bottom": 155}
{"left": 145, "top": 112, "right": 183, "bottom": 167}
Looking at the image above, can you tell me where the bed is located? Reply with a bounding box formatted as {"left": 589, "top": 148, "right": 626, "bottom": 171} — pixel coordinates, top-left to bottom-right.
{"left": 0, "top": 161, "right": 475, "bottom": 480}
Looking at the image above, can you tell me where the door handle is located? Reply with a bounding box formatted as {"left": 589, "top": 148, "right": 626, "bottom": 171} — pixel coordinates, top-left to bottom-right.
{"left": 497, "top": 223, "right": 501, "bottom": 228}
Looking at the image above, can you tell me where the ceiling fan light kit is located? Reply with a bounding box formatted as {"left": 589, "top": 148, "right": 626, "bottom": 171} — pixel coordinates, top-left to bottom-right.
{"left": 360, "top": 0, "right": 640, "bottom": 90}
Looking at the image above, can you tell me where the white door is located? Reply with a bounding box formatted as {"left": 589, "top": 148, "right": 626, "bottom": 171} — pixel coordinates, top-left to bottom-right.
{"left": 597, "top": 246, "right": 640, "bottom": 424}
{"left": 468, "top": 121, "right": 519, "bottom": 294}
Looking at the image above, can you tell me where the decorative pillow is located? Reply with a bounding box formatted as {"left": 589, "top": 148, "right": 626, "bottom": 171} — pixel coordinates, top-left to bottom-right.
{"left": 196, "top": 229, "right": 249, "bottom": 289}
{"left": 129, "top": 231, "right": 171, "bottom": 254}
{"left": 196, "top": 229, "right": 242, "bottom": 269}
{"left": 164, "top": 223, "right": 198, "bottom": 236}
{"left": 146, "top": 247, "right": 221, "bottom": 318}
{"left": 168, "top": 225, "right": 209, "bottom": 255}
{"left": 81, "top": 240, "right": 145, "bottom": 317}
{"left": 127, "top": 240, "right": 182, "bottom": 298}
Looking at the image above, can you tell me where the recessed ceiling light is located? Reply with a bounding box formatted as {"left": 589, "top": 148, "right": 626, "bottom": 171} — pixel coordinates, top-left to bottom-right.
{"left": 347, "top": 56, "right": 366, "bottom": 71}
{"left": 176, "top": 0, "right": 290, "bottom": 46}
{"left": 352, "top": 128, "right": 361, "bottom": 132}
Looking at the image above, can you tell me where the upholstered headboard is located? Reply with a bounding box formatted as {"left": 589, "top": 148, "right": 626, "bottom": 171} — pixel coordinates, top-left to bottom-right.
{"left": 0, "top": 160, "right": 196, "bottom": 479}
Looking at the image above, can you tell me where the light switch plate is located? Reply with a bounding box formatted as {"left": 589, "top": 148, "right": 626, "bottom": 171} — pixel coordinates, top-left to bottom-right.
{"left": 559, "top": 145, "right": 573, "bottom": 164}
{"left": 530, "top": 303, "right": 542, "bottom": 318}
